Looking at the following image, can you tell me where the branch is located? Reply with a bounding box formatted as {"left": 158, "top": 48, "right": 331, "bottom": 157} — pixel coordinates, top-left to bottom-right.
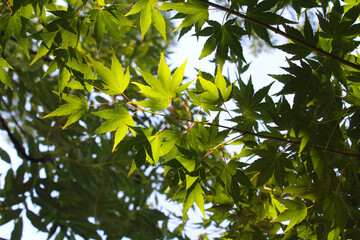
{"left": 194, "top": 0, "right": 360, "bottom": 71}
{"left": 0, "top": 98, "right": 26, "bottom": 135}
{"left": 205, "top": 122, "right": 360, "bottom": 158}
{"left": 0, "top": 114, "right": 52, "bottom": 163}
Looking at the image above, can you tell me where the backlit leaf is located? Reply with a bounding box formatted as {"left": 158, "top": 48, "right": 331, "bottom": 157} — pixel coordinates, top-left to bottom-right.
{"left": 275, "top": 198, "right": 307, "bottom": 233}
{"left": 92, "top": 107, "right": 135, "bottom": 151}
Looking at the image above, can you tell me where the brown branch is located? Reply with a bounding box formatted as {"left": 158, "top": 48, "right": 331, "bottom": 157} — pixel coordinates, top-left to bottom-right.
{"left": 193, "top": 0, "right": 360, "bottom": 71}
{"left": 0, "top": 114, "right": 52, "bottom": 163}
{"left": 0, "top": 98, "right": 26, "bottom": 135}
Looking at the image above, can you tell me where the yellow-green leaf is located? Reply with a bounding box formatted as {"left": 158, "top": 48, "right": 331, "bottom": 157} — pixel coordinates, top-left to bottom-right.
{"left": 183, "top": 183, "right": 205, "bottom": 219}
{"left": 43, "top": 94, "right": 88, "bottom": 129}
{"left": 171, "top": 58, "right": 187, "bottom": 94}
{"left": 97, "top": 0, "right": 105, "bottom": 6}
{"left": 0, "top": 59, "right": 13, "bottom": 90}
{"left": 30, "top": 43, "right": 50, "bottom": 66}
{"left": 152, "top": 9, "right": 167, "bottom": 41}
{"left": 140, "top": 1, "right": 152, "bottom": 39}
{"left": 158, "top": 52, "right": 171, "bottom": 89}
{"left": 92, "top": 107, "right": 135, "bottom": 151}
{"left": 125, "top": 0, "right": 147, "bottom": 16}
{"left": 198, "top": 76, "right": 219, "bottom": 103}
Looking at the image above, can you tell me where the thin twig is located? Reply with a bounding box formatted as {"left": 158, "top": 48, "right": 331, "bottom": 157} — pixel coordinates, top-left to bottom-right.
{"left": 204, "top": 122, "right": 359, "bottom": 158}
{"left": 6, "top": 1, "right": 11, "bottom": 14}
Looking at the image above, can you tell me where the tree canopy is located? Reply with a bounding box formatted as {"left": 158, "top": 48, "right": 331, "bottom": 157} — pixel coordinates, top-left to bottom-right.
{"left": 1, "top": 0, "right": 360, "bottom": 239}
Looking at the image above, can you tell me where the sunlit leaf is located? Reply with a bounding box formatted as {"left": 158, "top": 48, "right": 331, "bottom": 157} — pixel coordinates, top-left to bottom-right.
{"left": 92, "top": 107, "right": 135, "bottom": 151}
{"left": 43, "top": 93, "right": 88, "bottom": 129}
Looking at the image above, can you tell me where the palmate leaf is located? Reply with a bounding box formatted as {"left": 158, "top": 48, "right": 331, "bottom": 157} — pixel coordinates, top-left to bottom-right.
{"left": 92, "top": 106, "right": 135, "bottom": 152}
{"left": 125, "top": 127, "right": 164, "bottom": 177}
{"left": 198, "top": 19, "right": 246, "bottom": 66}
{"left": 272, "top": 60, "right": 320, "bottom": 108}
{"left": 188, "top": 74, "right": 219, "bottom": 113}
{"left": 249, "top": 142, "right": 293, "bottom": 187}
{"left": 90, "top": 51, "right": 130, "bottom": 95}
{"left": 43, "top": 93, "right": 88, "bottom": 129}
{"left": 126, "top": 0, "right": 167, "bottom": 40}
{"left": 90, "top": 5, "right": 133, "bottom": 44}
{"left": 134, "top": 52, "right": 187, "bottom": 110}
{"left": 215, "top": 66, "right": 233, "bottom": 101}
{"left": 183, "top": 182, "right": 205, "bottom": 220}
{"left": 159, "top": 0, "right": 208, "bottom": 32}
{"left": 274, "top": 198, "right": 307, "bottom": 233}
{"left": 30, "top": 31, "right": 58, "bottom": 66}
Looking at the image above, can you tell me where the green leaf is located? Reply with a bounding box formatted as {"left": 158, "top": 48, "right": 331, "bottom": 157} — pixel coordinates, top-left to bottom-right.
{"left": 27, "top": 210, "right": 47, "bottom": 232}
{"left": 126, "top": 0, "right": 165, "bottom": 39}
{"left": 134, "top": 53, "right": 187, "bottom": 110}
{"left": 140, "top": 2, "right": 152, "bottom": 39}
{"left": 43, "top": 93, "right": 88, "bottom": 129}
{"left": 298, "top": 131, "right": 310, "bottom": 154}
{"left": 186, "top": 175, "right": 198, "bottom": 189}
{"left": 183, "top": 183, "right": 205, "bottom": 219}
{"left": 197, "top": 75, "right": 219, "bottom": 103}
{"left": 177, "top": 156, "right": 196, "bottom": 172}
{"left": 94, "top": 11, "right": 105, "bottom": 44}
{"left": 97, "top": 0, "right": 105, "bottom": 6}
{"left": 158, "top": 52, "right": 171, "bottom": 90}
{"left": 102, "top": 11, "right": 121, "bottom": 41}
{"left": 152, "top": 9, "right": 167, "bottom": 41}
{"left": 171, "top": 58, "right": 188, "bottom": 94}
{"left": 10, "top": 218, "right": 23, "bottom": 240}
{"left": 0, "top": 57, "right": 14, "bottom": 69}
{"left": 90, "top": 54, "right": 130, "bottom": 95}
{"left": 215, "top": 66, "right": 232, "bottom": 101}
{"left": 30, "top": 31, "right": 58, "bottom": 66}
{"left": 199, "top": 35, "right": 216, "bottom": 59}
{"left": 0, "top": 147, "right": 11, "bottom": 163}
{"left": 275, "top": 198, "right": 307, "bottom": 233}
{"left": 126, "top": 0, "right": 147, "bottom": 16}
{"left": 159, "top": 1, "right": 208, "bottom": 31}
{"left": 328, "top": 228, "right": 340, "bottom": 240}
{"left": 59, "top": 67, "right": 70, "bottom": 95}
{"left": 92, "top": 107, "right": 135, "bottom": 151}
{"left": 0, "top": 64, "right": 13, "bottom": 90}
{"left": 197, "top": 19, "right": 246, "bottom": 67}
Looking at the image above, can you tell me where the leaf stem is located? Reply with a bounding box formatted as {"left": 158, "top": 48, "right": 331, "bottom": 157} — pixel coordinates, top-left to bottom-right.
{"left": 122, "top": 92, "right": 144, "bottom": 111}
{"left": 160, "top": 119, "right": 175, "bottom": 132}
{"left": 181, "top": 106, "right": 203, "bottom": 135}
{"left": 88, "top": 101, "right": 118, "bottom": 107}
{"left": 77, "top": 0, "right": 89, "bottom": 15}
{"left": 193, "top": 0, "right": 360, "bottom": 71}
{"left": 6, "top": 1, "right": 12, "bottom": 14}
{"left": 96, "top": 0, "right": 101, "bottom": 9}
{"left": 336, "top": 162, "right": 350, "bottom": 193}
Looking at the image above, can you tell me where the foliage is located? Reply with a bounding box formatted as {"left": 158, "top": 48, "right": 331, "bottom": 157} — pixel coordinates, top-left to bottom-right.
{"left": 0, "top": 0, "right": 360, "bottom": 239}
